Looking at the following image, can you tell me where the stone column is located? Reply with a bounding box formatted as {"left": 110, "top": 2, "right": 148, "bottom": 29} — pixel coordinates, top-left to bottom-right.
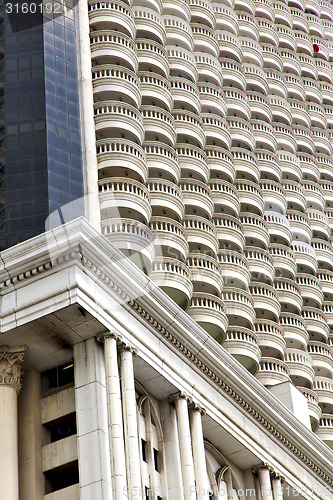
{"left": 189, "top": 404, "right": 210, "bottom": 499}
{"left": 0, "top": 345, "right": 27, "bottom": 500}
{"left": 253, "top": 464, "right": 274, "bottom": 500}
{"left": 74, "top": 338, "right": 113, "bottom": 500}
{"left": 171, "top": 393, "right": 196, "bottom": 500}
{"left": 97, "top": 332, "right": 128, "bottom": 498}
{"left": 120, "top": 345, "right": 142, "bottom": 500}
{"left": 271, "top": 474, "right": 284, "bottom": 500}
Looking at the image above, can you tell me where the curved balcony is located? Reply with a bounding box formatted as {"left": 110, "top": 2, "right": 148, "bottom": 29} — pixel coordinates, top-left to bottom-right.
{"left": 290, "top": 7, "right": 308, "bottom": 32}
{"left": 256, "top": 150, "right": 281, "bottom": 182}
{"left": 323, "top": 302, "right": 333, "bottom": 328}
{"left": 206, "top": 147, "right": 235, "bottom": 183}
{"left": 224, "top": 88, "right": 251, "bottom": 121}
{"left": 250, "top": 283, "right": 281, "bottom": 321}
{"left": 99, "top": 177, "right": 151, "bottom": 223}
{"left": 237, "top": 12, "right": 260, "bottom": 40}
{"left": 202, "top": 114, "right": 231, "bottom": 149}
{"left": 260, "top": 180, "right": 287, "bottom": 214}
{"left": 222, "top": 289, "right": 256, "bottom": 328}
{"left": 288, "top": 101, "right": 310, "bottom": 129}
{"left": 324, "top": 104, "right": 333, "bottom": 129}
{"left": 285, "top": 348, "right": 315, "bottom": 388}
{"left": 285, "top": 74, "right": 306, "bottom": 102}
{"left": 149, "top": 216, "right": 189, "bottom": 261}
{"left": 248, "top": 92, "right": 272, "bottom": 122}
{"left": 94, "top": 101, "right": 144, "bottom": 144}
{"left": 139, "top": 72, "right": 172, "bottom": 111}
{"left": 172, "top": 110, "right": 205, "bottom": 148}
{"left": 291, "top": 241, "right": 318, "bottom": 274}
{"left": 180, "top": 178, "right": 214, "bottom": 218}
{"left": 240, "top": 213, "right": 270, "bottom": 248}
{"left": 261, "top": 44, "right": 283, "bottom": 72}
{"left": 147, "top": 178, "right": 184, "bottom": 221}
{"left": 321, "top": 82, "right": 333, "bottom": 105}
{"left": 280, "top": 312, "right": 309, "bottom": 350}
{"left": 243, "top": 64, "right": 269, "bottom": 95}
{"left": 88, "top": 0, "right": 136, "bottom": 37}
{"left": 308, "top": 209, "right": 330, "bottom": 240}
{"left": 316, "top": 154, "right": 333, "bottom": 181}
{"left": 169, "top": 77, "right": 200, "bottom": 114}
{"left": 274, "top": 277, "right": 303, "bottom": 314}
{"left": 297, "top": 387, "right": 322, "bottom": 431}
{"left": 191, "top": 24, "right": 219, "bottom": 57}
{"left": 145, "top": 142, "right": 180, "bottom": 183}
{"left": 276, "top": 24, "right": 296, "bottom": 51}
{"left": 187, "top": 293, "right": 228, "bottom": 344}
{"left": 294, "top": 30, "right": 313, "bottom": 56}
{"left": 302, "top": 306, "right": 329, "bottom": 342}
{"left": 273, "top": 123, "right": 297, "bottom": 153}
{"left": 183, "top": 215, "right": 219, "bottom": 256}
{"left": 312, "top": 239, "right": 333, "bottom": 271}
{"left": 150, "top": 257, "right": 193, "bottom": 309}
{"left": 302, "top": 78, "right": 322, "bottom": 104}
{"left": 320, "top": 0, "right": 333, "bottom": 22}
{"left": 189, "top": 0, "right": 216, "bottom": 29}
{"left": 218, "top": 250, "right": 250, "bottom": 290}
{"left": 198, "top": 83, "right": 228, "bottom": 117}
{"left": 309, "top": 343, "right": 333, "bottom": 378}
{"left": 317, "top": 270, "right": 333, "bottom": 297}
{"left": 310, "top": 36, "right": 329, "bottom": 61}
{"left": 223, "top": 326, "right": 261, "bottom": 375}
{"left": 133, "top": 7, "right": 166, "bottom": 45}
{"left": 255, "top": 319, "right": 286, "bottom": 358}
{"left": 264, "top": 211, "right": 292, "bottom": 245}
{"left": 136, "top": 39, "right": 169, "bottom": 78}
{"left": 269, "top": 95, "right": 292, "bottom": 125}
{"left": 281, "top": 48, "right": 301, "bottom": 76}
{"left": 297, "top": 153, "right": 320, "bottom": 183}
{"left": 235, "top": 180, "right": 264, "bottom": 215}
{"left": 164, "top": 16, "right": 193, "bottom": 51}
{"left": 293, "top": 125, "right": 315, "bottom": 155}
{"left": 312, "top": 128, "right": 333, "bottom": 156}
{"left": 187, "top": 253, "right": 223, "bottom": 296}
{"left": 167, "top": 46, "right": 198, "bottom": 82}
{"left": 298, "top": 54, "right": 318, "bottom": 80}
{"left": 313, "top": 377, "right": 333, "bottom": 409}
{"left": 286, "top": 209, "right": 312, "bottom": 243}
{"left": 254, "top": 0, "right": 275, "bottom": 21}
{"left": 269, "top": 243, "right": 297, "bottom": 279}
{"left": 239, "top": 37, "right": 263, "bottom": 66}
{"left": 314, "top": 59, "right": 333, "bottom": 84}
{"left": 141, "top": 106, "right": 176, "bottom": 146}
{"left": 213, "top": 214, "right": 246, "bottom": 252}
{"left": 316, "top": 414, "right": 333, "bottom": 447}
{"left": 257, "top": 17, "right": 279, "bottom": 46}
{"left": 281, "top": 179, "right": 306, "bottom": 212}
{"left": 96, "top": 139, "right": 147, "bottom": 182}
{"left": 232, "top": 148, "right": 259, "bottom": 183}
{"left": 213, "top": 4, "right": 239, "bottom": 35}
{"left": 251, "top": 120, "right": 277, "bottom": 152}
{"left": 195, "top": 53, "right": 223, "bottom": 86}
{"left": 210, "top": 180, "right": 240, "bottom": 217}
{"left": 257, "top": 357, "right": 290, "bottom": 385}
{"left": 276, "top": 150, "right": 302, "bottom": 182}
{"left": 101, "top": 218, "right": 154, "bottom": 273}
{"left": 306, "top": 12, "right": 324, "bottom": 37}
{"left": 216, "top": 31, "right": 243, "bottom": 63}
{"left": 273, "top": 0, "right": 293, "bottom": 27}
{"left": 245, "top": 246, "right": 275, "bottom": 284}
{"left": 297, "top": 274, "right": 323, "bottom": 308}
{"left": 219, "top": 58, "right": 247, "bottom": 91}
{"left": 228, "top": 117, "right": 255, "bottom": 151}
{"left": 138, "top": 0, "right": 163, "bottom": 14}
{"left": 90, "top": 31, "right": 138, "bottom": 72}
{"left": 177, "top": 144, "right": 209, "bottom": 183}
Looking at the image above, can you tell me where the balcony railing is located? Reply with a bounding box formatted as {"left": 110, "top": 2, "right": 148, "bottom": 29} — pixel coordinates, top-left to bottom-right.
{"left": 223, "top": 326, "right": 261, "bottom": 375}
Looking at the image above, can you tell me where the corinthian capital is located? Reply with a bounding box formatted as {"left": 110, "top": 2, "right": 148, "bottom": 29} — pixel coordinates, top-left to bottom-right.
{"left": 0, "top": 346, "right": 27, "bottom": 393}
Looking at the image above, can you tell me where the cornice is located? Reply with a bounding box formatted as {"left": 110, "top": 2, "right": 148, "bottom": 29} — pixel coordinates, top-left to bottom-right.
{"left": 0, "top": 218, "right": 332, "bottom": 490}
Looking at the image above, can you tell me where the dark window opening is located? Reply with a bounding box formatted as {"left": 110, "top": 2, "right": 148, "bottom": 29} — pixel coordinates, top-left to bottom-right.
{"left": 153, "top": 448, "right": 159, "bottom": 472}
{"left": 41, "top": 362, "right": 74, "bottom": 393}
{"left": 43, "top": 412, "right": 77, "bottom": 444}
{"left": 141, "top": 439, "right": 147, "bottom": 462}
{"left": 44, "top": 460, "right": 79, "bottom": 494}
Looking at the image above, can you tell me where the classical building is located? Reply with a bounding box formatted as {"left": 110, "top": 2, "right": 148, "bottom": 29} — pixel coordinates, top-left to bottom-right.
{"left": 1, "top": 0, "right": 333, "bottom": 498}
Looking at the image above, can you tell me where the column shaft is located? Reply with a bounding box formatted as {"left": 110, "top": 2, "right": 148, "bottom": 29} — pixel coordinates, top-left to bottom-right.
{"left": 258, "top": 468, "right": 274, "bottom": 500}
{"left": 120, "top": 347, "right": 142, "bottom": 499}
{"left": 175, "top": 396, "right": 196, "bottom": 500}
{"left": 103, "top": 335, "right": 128, "bottom": 497}
{"left": 272, "top": 478, "right": 284, "bottom": 500}
{"left": 189, "top": 408, "right": 210, "bottom": 499}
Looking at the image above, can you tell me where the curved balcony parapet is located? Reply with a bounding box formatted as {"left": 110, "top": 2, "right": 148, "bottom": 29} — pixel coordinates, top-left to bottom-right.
{"left": 164, "top": 16, "right": 194, "bottom": 51}
{"left": 96, "top": 138, "right": 147, "bottom": 182}
{"left": 223, "top": 326, "right": 261, "bottom": 374}
{"left": 187, "top": 252, "right": 223, "bottom": 296}
{"left": 189, "top": 0, "right": 216, "bottom": 29}
{"left": 136, "top": 39, "right": 169, "bottom": 78}
{"left": 170, "top": 77, "right": 201, "bottom": 114}
{"left": 281, "top": 179, "right": 306, "bottom": 212}
{"left": 291, "top": 240, "right": 318, "bottom": 274}
{"left": 273, "top": 1, "right": 293, "bottom": 28}
{"left": 240, "top": 213, "right": 270, "bottom": 248}
{"left": 297, "top": 386, "right": 321, "bottom": 431}
{"left": 317, "top": 270, "right": 333, "bottom": 298}
{"left": 218, "top": 249, "right": 251, "bottom": 289}
{"left": 141, "top": 105, "right": 176, "bottom": 146}
{"left": 309, "top": 343, "right": 333, "bottom": 378}
{"left": 150, "top": 257, "right": 193, "bottom": 309}
{"left": 210, "top": 179, "right": 240, "bottom": 217}
{"left": 302, "top": 306, "right": 329, "bottom": 341}
{"left": 257, "top": 17, "right": 279, "bottom": 47}
{"left": 184, "top": 215, "right": 219, "bottom": 256}
{"left": 286, "top": 209, "right": 312, "bottom": 244}
{"left": 235, "top": 180, "right": 265, "bottom": 215}
{"left": 148, "top": 178, "right": 184, "bottom": 221}
{"left": 316, "top": 414, "right": 333, "bottom": 446}
{"left": 261, "top": 43, "right": 283, "bottom": 72}
{"left": 94, "top": 100, "right": 145, "bottom": 144}
{"left": 219, "top": 58, "right": 247, "bottom": 91}
{"left": 145, "top": 141, "right": 180, "bottom": 183}
{"left": 172, "top": 109, "right": 205, "bottom": 148}
{"left": 90, "top": 30, "right": 138, "bottom": 72}
{"left": 216, "top": 31, "right": 243, "bottom": 63}
{"left": 232, "top": 148, "right": 259, "bottom": 183}
{"left": 249, "top": 282, "right": 281, "bottom": 321}
{"left": 254, "top": 0, "right": 274, "bottom": 21}
{"left": 213, "top": 4, "right": 239, "bottom": 34}
{"left": 198, "top": 83, "right": 227, "bottom": 117}
{"left": 149, "top": 216, "right": 189, "bottom": 261}
{"left": 269, "top": 243, "right": 297, "bottom": 279}
{"left": 264, "top": 211, "right": 292, "bottom": 245}
{"left": 202, "top": 114, "right": 231, "bottom": 149}
{"left": 312, "top": 239, "right": 333, "bottom": 271}
{"left": 245, "top": 246, "right": 275, "bottom": 284}
{"left": 280, "top": 312, "right": 309, "bottom": 350}
{"left": 187, "top": 292, "right": 228, "bottom": 344}
{"left": 195, "top": 52, "right": 223, "bottom": 86}
{"left": 133, "top": 6, "right": 166, "bottom": 45}
{"left": 243, "top": 64, "right": 269, "bottom": 94}
{"left": 206, "top": 146, "right": 235, "bottom": 183}
{"left": 269, "top": 95, "right": 292, "bottom": 125}
{"left": 274, "top": 277, "right": 303, "bottom": 313}
{"left": 285, "top": 348, "right": 315, "bottom": 388}
{"left": 296, "top": 273, "right": 324, "bottom": 308}
{"left": 167, "top": 46, "right": 198, "bottom": 82}
{"left": 308, "top": 209, "right": 330, "bottom": 240}
{"left": 256, "top": 150, "right": 281, "bottom": 182}
{"left": 177, "top": 144, "right": 209, "bottom": 183}
{"left": 88, "top": 0, "right": 136, "bottom": 37}
{"left": 213, "top": 213, "right": 246, "bottom": 252}
{"left": 257, "top": 357, "right": 290, "bottom": 385}
{"left": 222, "top": 288, "right": 256, "bottom": 328}
{"left": 277, "top": 150, "right": 302, "bottom": 182}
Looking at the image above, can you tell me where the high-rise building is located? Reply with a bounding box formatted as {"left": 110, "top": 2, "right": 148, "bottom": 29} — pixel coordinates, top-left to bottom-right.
{"left": 1, "top": 0, "right": 333, "bottom": 498}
